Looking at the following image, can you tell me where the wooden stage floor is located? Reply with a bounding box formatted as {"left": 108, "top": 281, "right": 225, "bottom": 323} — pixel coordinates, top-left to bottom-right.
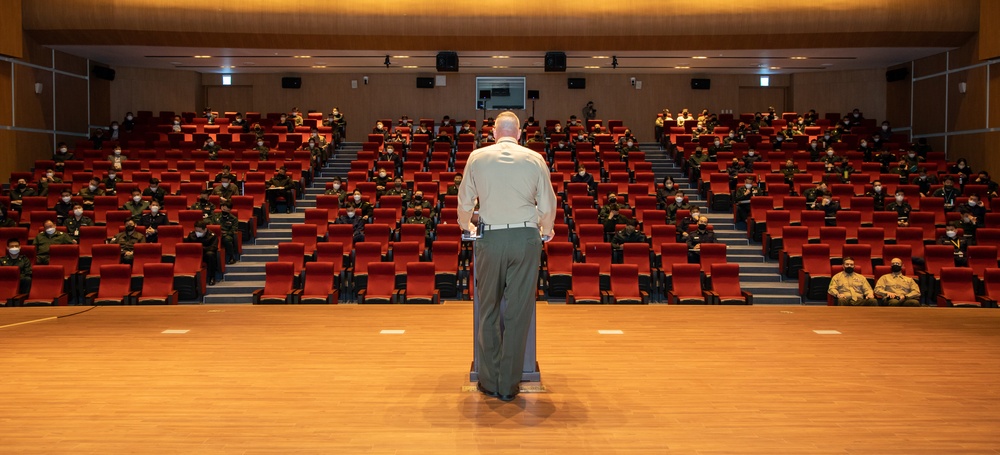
{"left": 2, "top": 303, "right": 999, "bottom": 454}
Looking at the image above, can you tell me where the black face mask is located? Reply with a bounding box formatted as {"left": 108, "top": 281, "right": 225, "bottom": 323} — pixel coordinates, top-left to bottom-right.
{"left": 414, "top": 196, "right": 422, "bottom": 201}
{"left": 697, "top": 224, "right": 707, "bottom": 230}
{"left": 17, "top": 184, "right": 26, "bottom": 190}
{"left": 843, "top": 267, "right": 854, "bottom": 274}
{"left": 608, "top": 198, "right": 617, "bottom": 204}
{"left": 126, "top": 225, "right": 135, "bottom": 232}
{"left": 891, "top": 265, "right": 902, "bottom": 273}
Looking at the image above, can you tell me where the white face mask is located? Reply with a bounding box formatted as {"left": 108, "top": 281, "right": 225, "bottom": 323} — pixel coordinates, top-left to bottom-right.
{"left": 133, "top": 196, "right": 141, "bottom": 202}
{"left": 126, "top": 115, "right": 133, "bottom": 120}
{"left": 73, "top": 209, "right": 83, "bottom": 217}
{"left": 827, "top": 151, "right": 835, "bottom": 156}
{"left": 895, "top": 195, "right": 904, "bottom": 202}
{"left": 578, "top": 171, "right": 586, "bottom": 176}
{"left": 873, "top": 186, "right": 882, "bottom": 192}
{"left": 207, "top": 142, "right": 214, "bottom": 146}
{"left": 347, "top": 211, "right": 357, "bottom": 218}
{"left": 958, "top": 164, "right": 966, "bottom": 169}
{"left": 747, "top": 151, "right": 754, "bottom": 156}
{"left": 882, "top": 125, "right": 888, "bottom": 130}
{"left": 675, "top": 197, "right": 684, "bottom": 203}
{"left": 861, "top": 142, "right": 867, "bottom": 147}
{"left": 45, "top": 227, "right": 56, "bottom": 235}
{"left": 258, "top": 141, "right": 264, "bottom": 146}
{"left": 195, "top": 230, "right": 205, "bottom": 238}
{"left": 969, "top": 201, "right": 977, "bottom": 207}
{"left": 88, "top": 185, "right": 97, "bottom": 191}
{"left": 690, "top": 212, "right": 700, "bottom": 218}
{"left": 854, "top": 114, "right": 860, "bottom": 118}
{"left": 46, "top": 173, "right": 54, "bottom": 179}
{"left": 745, "top": 184, "right": 753, "bottom": 189}
{"left": 714, "top": 141, "right": 720, "bottom": 146}
{"left": 59, "top": 147, "right": 67, "bottom": 153}
{"left": 908, "top": 153, "right": 915, "bottom": 158}
{"left": 150, "top": 206, "right": 159, "bottom": 214}
{"left": 62, "top": 196, "right": 71, "bottom": 203}
{"left": 627, "top": 142, "right": 633, "bottom": 147}
{"left": 8, "top": 248, "right": 19, "bottom": 255}
{"left": 354, "top": 195, "right": 362, "bottom": 202}
{"left": 174, "top": 121, "right": 180, "bottom": 125}
{"left": 114, "top": 150, "right": 121, "bottom": 155}
{"left": 221, "top": 182, "right": 230, "bottom": 188}
{"left": 332, "top": 184, "right": 341, "bottom": 190}
{"left": 309, "top": 143, "right": 315, "bottom": 147}
{"left": 946, "top": 230, "right": 957, "bottom": 238}
{"left": 379, "top": 172, "right": 386, "bottom": 178}
{"left": 112, "top": 125, "right": 118, "bottom": 130}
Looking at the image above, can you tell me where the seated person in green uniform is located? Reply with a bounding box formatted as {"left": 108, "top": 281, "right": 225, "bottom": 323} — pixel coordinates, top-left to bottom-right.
{"left": 828, "top": 257, "right": 877, "bottom": 306}
{"left": 403, "top": 207, "right": 434, "bottom": 237}
{"left": 184, "top": 219, "right": 219, "bottom": 286}
{"left": 33, "top": 219, "right": 76, "bottom": 265}
{"left": 139, "top": 200, "right": 169, "bottom": 243}
{"left": 611, "top": 219, "right": 647, "bottom": 249}
{"left": 109, "top": 219, "right": 145, "bottom": 264}
{"left": 63, "top": 204, "right": 94, "bottom": 241}
{"left": 1, "top": 238, "right": 32, "bottom": 293}
{"left": 211, "top": 201, "right": 240, "bottom": 265}
{"left": 190, "top": 191, "right": 215, "bottom": 218}
{"left": 874, "top": 258, "right": 921, "bottom": 307}
{"left": 122, "top": 189, "right": 150, "bottom": 222}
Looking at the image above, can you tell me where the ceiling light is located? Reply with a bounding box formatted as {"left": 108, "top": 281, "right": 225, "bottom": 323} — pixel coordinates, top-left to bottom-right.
{"left": 821, "top": 63, "right": 834, "bottom": 66}
{"left": 491, "top": 66, "right": 508, "bottom": 69}
{"left": 193, "top": 55, "right": 211, "bottom": 59}
{"left": 592, "top": 56, "right": 610, "bottom": 59}
{"left": 692, "top": 56, "right": 708, "bottom": 59}
{"left": 583, "top": 66, "right": 600, "bottom": 69}
{"left": 311, "top": 65, "right": 327, "bottom": 69}
{"left": 402, "top": 66, "right": 418, "bottom": 69}
{"left": 293, "top": 55, "right": 311, "bottom": 59}
{"left": 391, "top": 55, "right": 410, "bottom": 59}
{"left": 492, "top": 55, "right": 509, "bottom": 59}
{"left": 674, "top": 66, "right": 690, "bottom": 69}
{"left": 770, "top": 66, "right": 781, "bottom": 70}
{"left": 790, "top": 56, "right": 808, "bottom": 60}
{"left": 220, "top": 65, "right": 234, "bottom": 69}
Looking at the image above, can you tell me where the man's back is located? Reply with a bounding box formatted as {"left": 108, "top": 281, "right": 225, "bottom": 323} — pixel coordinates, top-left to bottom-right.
{"left": 461, "top": 139, "right": 555, "bottom": 231}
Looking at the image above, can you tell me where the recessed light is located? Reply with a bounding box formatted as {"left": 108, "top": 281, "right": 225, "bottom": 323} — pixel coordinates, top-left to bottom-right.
{"left": 169, "top": 61, "right": 181, "bottom": 65}
{"left": 770, "top": 66, "right": 781, "bottom": 70}
{"left": 674, "top": 66, "right": 690, "bottom": 69}
{"left": 402, "top": 66, "right": 418, "bottom": 69}
{"left": 583, "top": 66, "right": 600, "bottom": 69}
{"left": 311, "top": 65, "right": 327, "bottom": 69}
{"left": 692, "top": 56, "right": 708, "bottom": 59}
{"left": 491, "top": 66, "right": 508, "bottom": 69}
{"left": 592, "top": 56, "right": 610, "bottom": 59}
{"left": 220, "top": 65, "right": 234, "bottom": 69}
{"left": 492, "top": 55, "right": 509, "bottom": 59}
{"left": 293, "top": 55, "right": 311, "bottom": 59}
{"left": 391, "top": 55, "right": 410, "bottom": 59}
{"left": 821, "top": 63, "right": 834, "bottom": 66}
{"left": 193, "top": 55, "right": 211, "bottom": 59}
{"left": 790, "top": 56, "right": 808, "bottom": 60}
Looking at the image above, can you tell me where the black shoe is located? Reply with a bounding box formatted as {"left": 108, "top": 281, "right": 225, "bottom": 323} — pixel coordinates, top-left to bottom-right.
{"left": 208, "top": 278, "right": 216, "bottom": 286}
{"left": 498, "top": 392, "right": 518, "bottom": 402}
{"left": 476, "top": 382, "right": 498, "bottom": 398}
{"left": 226, "top": 258, "right": 236, "bottom": 265}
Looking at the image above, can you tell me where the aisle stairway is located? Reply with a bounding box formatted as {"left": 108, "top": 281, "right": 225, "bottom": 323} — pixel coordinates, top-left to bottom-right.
{"left": 205, "top": 142, "right": 802, "bottom": 305}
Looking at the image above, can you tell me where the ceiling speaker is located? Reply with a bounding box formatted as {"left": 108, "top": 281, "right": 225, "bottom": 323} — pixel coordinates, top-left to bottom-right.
{"left": 436, "top": 52, "right": 459, "bottom": 72}
{"left": 545, "top": 52, "right": 566, "bottom": 72}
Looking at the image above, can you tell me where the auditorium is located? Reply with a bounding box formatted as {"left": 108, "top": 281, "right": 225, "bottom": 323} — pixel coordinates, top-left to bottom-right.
{"left": 1, "top": 1, "right": 999, "bottom": 453}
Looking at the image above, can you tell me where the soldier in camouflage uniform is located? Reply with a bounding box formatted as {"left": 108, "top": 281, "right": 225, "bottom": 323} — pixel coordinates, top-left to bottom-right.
{"left": 1, "top": 238, "right": 32, "bottom": 293}
{"left": 109, "top": 219, "right": 145, "bottom": 264}
{"left": 211, "top": 201, "right": 240, "bottom": 264}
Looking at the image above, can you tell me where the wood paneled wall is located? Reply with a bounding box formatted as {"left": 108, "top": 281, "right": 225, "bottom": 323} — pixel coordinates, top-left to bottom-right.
{"left": 110, "top": 67, "right": 202, "bottom": 120}
{"left": 791, "top": 69, "right": 887, "bottom": 125}
{"left": 0, "top": 0, "right": 22, "bottom": 58}
{"left": 980, "top": 0, "right": 1000, "bottom": 60}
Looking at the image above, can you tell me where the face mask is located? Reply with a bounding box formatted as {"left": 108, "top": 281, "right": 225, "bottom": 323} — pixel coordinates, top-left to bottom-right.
{"left": 578, "top": 171, "right": 586, "bottom": 176}
{"left": 824, "top": 135, "right": 830, "bottom": 140}
{"left": 126, "top": 115, "right": 133, "bottom": 120}
{"left": 843, "top": 266, "right": 855, "bottom": 274}
{"left": 61, "top": 196, "right": 71, "bottom": 203}
{"left": 258, "top": 141, "right": 264, "bottom": 146}
{"left": 697, "top": 224, "right": 707, "bottom": 230}
{"left": 332, "top": 184, "right": 341, "bottom": 190}
{"left": 353, "top": 195, "right": 361, "bottom": 202}
{"left": 874, "top": 186, "right": 882, "bottom": 192}
{"left": 309, "top": 143, "right": 315, "bottom": 147}
{"left": 347, "top": 212, "right": 355, "bottom": 218}
{"left": 17, "top": 183, "right": 26, "bottom": 190}
{"left": 8, "top": 248, "right": 19, "bottom": 256}
{"left": 150, "top": 207, "right": 159, "bottom": 214}
{"left": 861, "top": 142, "right": 867, "bottom": 147}
{"left": 665, "top": 183, "right": 673, "bottom": 189}
{"left": 827, "top": 151, "right": 834, "bottom": 156}
{"left": 969, "top": 201, "right": 977, "bottom": 207}
{"left": 59, "top": 147, "right": 67, "bottom": 153}
{"left": 89, "top": 185, "right": 97, "bottom": 191}
{"left": 627, "top": 142, "right": 633, "bottom": 147}
{"left": 853, "top": 114, "right": 859, "bottom": 118}
{"left": 126, "top": 225, "right": 135, "bottom": 232}
{"left": 578, "top": 135, "right": 584, "bottom": 140}
{"left": 415, "top": 211, "right": 424, "bottom": 217}
{"left": 690, "top": 212, "right": 700, "bottom": 218}
{"left": 73, "top": 209, "right": 83, "bottom": 217}
{"left": 811, "top": 143, "right": 817, "bottom": 148}
{"left": 882, "top": 125, "right": 888, "bottom": 130}
{"left": 747, "top": 151, "right": 754, "bottom": 156}
{"left": 745, "top": 184, "right": 753, "bottom": 189}
{"left": 195, "top": 230, "right": 205, "bottom": 238}
{"left": 675, "top": 197, "right": 684, "bottom": 204}
{"left": 114, "top": 150, "right": 121, "bottom": 155}
{"left": 415, "top": 195, "right": 423, "bottom": 201}
{"left": 379, "top": 172, "right": 386, "bottom": 178}
{"left": 776, "top": 137, "right": 783, "bottom": 141}
{"left": 891, "top": 265, "right": 902, "bottom": 273}
{"left": 221, "top": 182, "right": 229, "bottom": 188}
{"left": 112, "top": 125, "right": 119, "bottom": 130}
{"left": 895, "top": 195, "right": 904, "bottom": 202}
{"left": 207, "top": 142, "right": 214, "bottom": 146}
{"left": 908, "top": 153, "right": 915, "bottom": 158}
{"left": 947, "top": 231, "right": 957, "bottom": 238}
{"left": 46, "top": 172, "right": 54, "bottom": 179}
{"left": 133, "top": 196, "right": 141, "bottom": 202}
{"left": 958, "top": 164, "right": 966, "bottom": 169}
{"left": 45, "top": 227, "right": 56, "bottom": 235}
{"left": 714, "top": 141, "right": 720, "bottom": 146}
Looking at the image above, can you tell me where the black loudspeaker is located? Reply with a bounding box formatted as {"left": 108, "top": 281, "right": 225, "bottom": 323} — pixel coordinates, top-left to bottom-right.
{"left": 281, "top": 77, "right": 302, "bottom": 89}
{"left": 545, "top": 52, "right": 567, "bottom": 72}
{"left": 416, "top": 77, "right": 435, "bottom": 89}
{"left": 527, "top": 90, "right": 540, "bottom": 100}
{"left": 691, "top": 78, "right": 711, "bottom": 90}
{"left": 886, "top": 67, "right": 909, "bottom": 82}
{"left": 479, "top": 90, "right": 491, "bottom": 99}
{"left": 92, "top": 66, "right": 116, "bottom": 81}
{"left": 436, "top": 52, "right": 459, "bottom": 72}
{"left": 568, "top": 78, "right": 586, "bottom": 89}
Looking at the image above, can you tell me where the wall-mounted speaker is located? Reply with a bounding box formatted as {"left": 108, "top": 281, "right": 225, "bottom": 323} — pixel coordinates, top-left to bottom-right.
{"left": 691, "top": 78, "right": 711, "bottom": 90}
{"left": 568, "top": 78, "right": 586, "bottom": 89}
{"left": 281, "top": 77, "right": 302, "bottom": 89}
{"left": 436, "top": 52, "right": 459, "bottom": 72}
{"left": 886, "top": 67, "right": 909, "bottom": 82}
{"left": 478, "top": 90, "right": 491, "bottom": 99}
{"left": 416, "top": 77, "right": 435, "bottom": 88}
{"left": 92, "top": 66, "right": 116, "bottom": 81}
{"left": 545, "top": 52, "right": 566, "bottom": 72}
{"left": 527, "top": 90, "right": 540, "bottom": 100}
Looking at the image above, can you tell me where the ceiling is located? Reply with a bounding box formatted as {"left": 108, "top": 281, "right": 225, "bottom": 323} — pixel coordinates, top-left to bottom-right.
{"left": 53, "top": 45, "right": 949, "bottom": 75}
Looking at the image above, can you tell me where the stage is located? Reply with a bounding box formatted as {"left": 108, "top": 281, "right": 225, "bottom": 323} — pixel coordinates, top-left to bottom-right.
{"left": 1, "top": 303, "right": 999, "bottom": 454}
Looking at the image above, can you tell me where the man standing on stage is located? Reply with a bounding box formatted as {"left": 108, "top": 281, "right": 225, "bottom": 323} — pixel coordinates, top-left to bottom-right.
{"left": 458, "top": 111, "right": 557, "bottom": 402}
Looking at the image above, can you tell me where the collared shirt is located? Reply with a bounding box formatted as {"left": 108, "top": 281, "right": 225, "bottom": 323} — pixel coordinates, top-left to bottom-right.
{"left": 874, "top": 273, "right": 920, "bottom": 299}
{"left": 458, "top": 137, "right": 557, "bottom": 236}
{"left": 828, "top": 271, "right": 874, "bottom": 300}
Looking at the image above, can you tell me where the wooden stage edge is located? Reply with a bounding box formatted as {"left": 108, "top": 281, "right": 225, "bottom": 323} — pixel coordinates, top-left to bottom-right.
{"left": 1, "top": 304, "right": 999, "bottom": 454}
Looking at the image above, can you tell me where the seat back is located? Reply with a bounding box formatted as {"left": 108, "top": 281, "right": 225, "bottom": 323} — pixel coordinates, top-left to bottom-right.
{"left": 610, "top": 264, "right": 642, "bottom": 301}
{"left": 819, "top": 226, "right": 847, "bottom": 258}
{"left": 569, "top": 263, "right": 602, "bottom": 302}
{"left": 967, "top": 246, "right": 998, "bottom": 278}
{"left": 353, "top": 242, "right": 383, "bottom": 276}
{"left": 431, "top": 241, "right": 459, "bottom": 274}
{"left": 621, "top": 243, "right": 652, "bottom": 276}
{"left": 583, "top": 242, "right": 612, "bottom": 275}
{"left": 0, "top": 266, "right": 21, "bottom": 301}
{"left": 923, "top": 245, "right": 957, "bottom": 277}
{"left": 302, "top": 261, "right": 337, "bottom": 297}
{"left": 48, "top": 244, "right": 80, "bottom": 274}
{"left": 938, "top": 267, "right": 977, "bottom": 306}
{"left": 698, "top": 243, "right": 727, "bottom": 270}
{"left": 291, "top": 224, "right": 318, "bottom": 256}
{"left": 660, "top": 243, "right": 688, "bottom": 275}
{"left": 843, "top": 244, "right": 873, "bottom": 271}
{"left": 802, "top": 244, "right": 832, "bottom": 276}
{"left": 141, "top": 263, "right": 175, "bottom": 298}
{"left": 405, "top": 262, "right": 437, "bottom": 297}
{"left": 857, "top": 227, "right": 886, "bottom": 259}
{"left": 710, "top": 263, "right": 743, "bottom": 297}
{"left": 983, "top": 268, "right": 1000, "bottom": 300}
{"left": 303, "top": 209, "right": 330, "bottom": 238}
{"left": 88, "top": 244, "right": 122, "bottom": 274}
{"left": 27, "top": 265, "right": 66, "bottom": 300}
{"left": 315, "top": 243, "right": 346, "bottom": 271}
{"left": 671, "top": 264, "right": 703, "bottom": 298}
{"left": 781, "top": 226, "right": 808, "bottom": 256}
{"left": 131, "top": 243, "right": 163, "bottom": 276}
{"left": 895, "top": 227, "right": 925, "bottom": 258}
{"left": 365, "top": 262, "right": 397, "bottom": 299}
{"left": 96, "top": 264, "right": 132, "bottom": 299}
{"left": 277, "top": 242, "right": 306, "bottom": 274}
{"left": 174, "top": 243, "right": 205, "bottom": 274}
{"left": 262, "top": 262, "right": 296, "bottom": 296}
